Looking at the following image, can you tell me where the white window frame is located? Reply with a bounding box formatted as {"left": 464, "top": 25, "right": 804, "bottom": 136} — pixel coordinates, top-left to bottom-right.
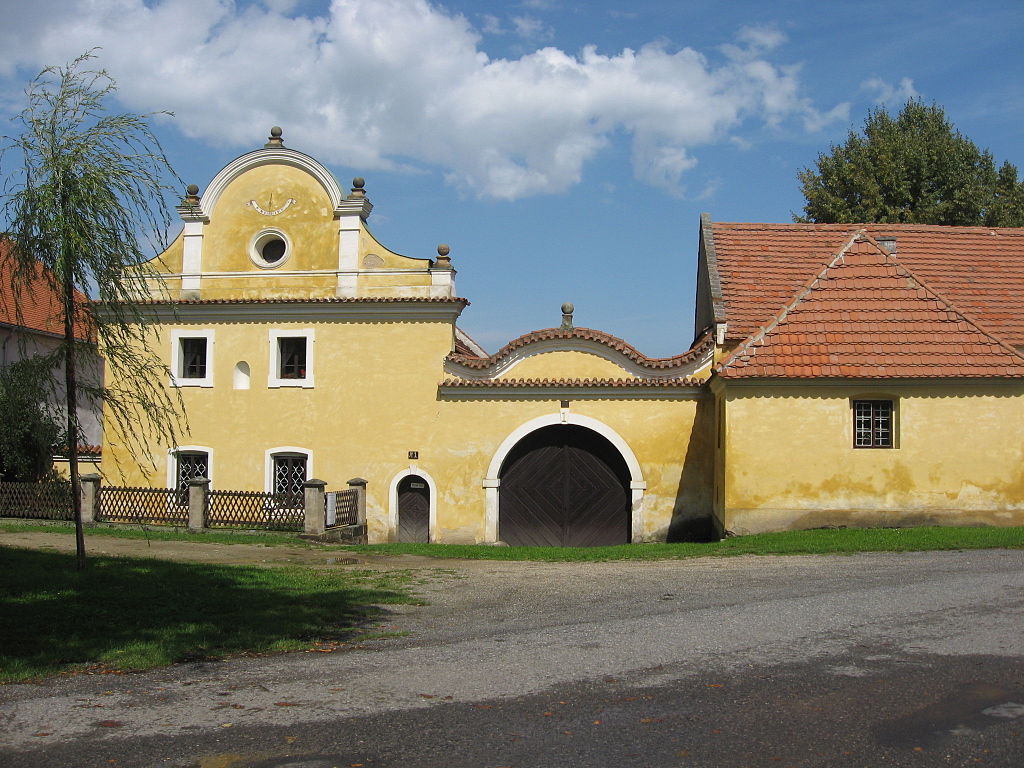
{"left": 268, "top": 329, "right": 315, "bottom": 388}
{"left": 264, "top": 447, "right": 312, "bottom": 494}
{"left": 166, "top": 445, "right": 214, "bottom": 490}
{"left": 170, "top": 329, "right": 215, "bottom": 388}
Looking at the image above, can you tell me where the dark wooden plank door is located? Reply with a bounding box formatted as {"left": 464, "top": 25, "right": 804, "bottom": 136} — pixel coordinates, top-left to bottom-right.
{"left": 500, "top": 425, "right": 630, "bottom": 547}
{"left": 397, "top": 476, "right": 429, "bottom": 543}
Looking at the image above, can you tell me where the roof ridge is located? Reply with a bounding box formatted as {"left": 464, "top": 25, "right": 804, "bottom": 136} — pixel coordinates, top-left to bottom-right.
{"left": 716, "top": 229, "right": 863, "bottom": 372}
{"left": 866, "top": 236, "right": 1024, "bottom": 368}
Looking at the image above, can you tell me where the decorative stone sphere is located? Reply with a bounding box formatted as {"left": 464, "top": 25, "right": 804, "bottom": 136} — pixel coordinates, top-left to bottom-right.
{"left": 352, "top": 177, "right": 365, "bottom": 189}
{"left": 561, "top": 302, "right": 574, "bottom": 315}
{"left": 269, "top": 126, "right": 283, "bottom": 138}
{"left": 186, "top": 183, "right": 199, "bottom": 196}
{"left": 437, "top": 244, "right": 451, "bottom": 257}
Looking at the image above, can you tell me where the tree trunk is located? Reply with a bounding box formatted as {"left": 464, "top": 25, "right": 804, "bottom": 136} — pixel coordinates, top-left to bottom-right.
{"left": 63, "top": 275, "right": 85, "bottom": 570}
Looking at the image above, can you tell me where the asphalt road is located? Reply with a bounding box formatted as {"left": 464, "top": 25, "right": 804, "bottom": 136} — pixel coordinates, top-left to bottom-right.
{"left": 2, "top": 548, "right": 1023, "bottom": 767}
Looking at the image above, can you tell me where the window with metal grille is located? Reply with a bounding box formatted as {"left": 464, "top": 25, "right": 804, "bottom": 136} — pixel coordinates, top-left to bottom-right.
{"left": 180, "top": 338, "right": 207, "bottom": 379}
{"left": 854, "top": 400, "right": 893, "bottom": 448}
{"left": 176, "top": 451, "right": 209, "bottom": 504}
{"left": 278, "top": 337, "right": 306, "bottom": 379}
{"left": 273, "top": 454, "right": 307, "bottom": 497}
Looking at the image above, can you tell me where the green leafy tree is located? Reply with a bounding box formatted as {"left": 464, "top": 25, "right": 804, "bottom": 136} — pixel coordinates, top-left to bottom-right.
{"left": 2, "top": 53, "right": 184, "bottom": 568}
{"left": 0, "top": 357, "right": 63, "bottom": 482}
{"left": 797, "top": 100, "right": 1024, "bottom": 226}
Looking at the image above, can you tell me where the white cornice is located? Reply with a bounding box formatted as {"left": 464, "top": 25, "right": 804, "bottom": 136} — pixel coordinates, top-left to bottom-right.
{"left": 438, "top": 385, "right": 706, "bottom": 401}
{"left": 152, "top": 268, "right": 434, "bottom": 280}
{"left": 190, "top": 148, "right": 346, "bottom": 221}
{"left": 136, "top": 301, "right": 465, "bottom": 324}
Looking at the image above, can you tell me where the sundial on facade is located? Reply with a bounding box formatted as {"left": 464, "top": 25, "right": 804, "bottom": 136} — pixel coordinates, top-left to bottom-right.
{"left": 247, "top": 193, "right": 296, "bottom": 216}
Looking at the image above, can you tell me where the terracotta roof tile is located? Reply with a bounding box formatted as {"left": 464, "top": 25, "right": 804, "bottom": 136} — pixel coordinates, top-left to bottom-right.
{"left": 711, "top": 221, "right": 1024, "bottom": 347}
{"left": 446, "top": 327, "right": 715, "bottom": 372}
{"left": 441, "top": 376, "right": 705, "bottom": 388}
{"left": 0, "top": 241, "right": 93, "bottom": 341}
{"left": 717, "top": 235, "right": 1024, "bottom": 380}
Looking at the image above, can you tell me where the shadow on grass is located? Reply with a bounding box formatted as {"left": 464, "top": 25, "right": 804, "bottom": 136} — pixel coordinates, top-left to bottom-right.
{"left": 0, "top": 547, "right": 416, "bottom": 681}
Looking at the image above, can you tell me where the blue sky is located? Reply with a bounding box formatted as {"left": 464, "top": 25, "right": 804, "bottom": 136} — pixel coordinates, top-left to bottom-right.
{"left": 1, "top": 0, "right": 1021, "bottom": 355}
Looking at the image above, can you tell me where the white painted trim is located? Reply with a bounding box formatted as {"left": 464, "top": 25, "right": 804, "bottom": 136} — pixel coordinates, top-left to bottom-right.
{"left": 387, "top": 467, "right": 438, "bottom": 542}
{"left": 167, "top": 445, "right": 214, "bottom": 489}
{"left": 264, "top": 447, "right": 313, "bottom": 493}
{"left": 483, "top": 413, "right": 646, "bottom": 543}
{"left": 156, "top": 268, "right": 435, "bottom": 279}
{"left": 445, "top": 337, "right": 713, "bottom": 380}
{"left": 170, "top": 329, "right": 215, "bottom": 388}
{"left": 268, "top": 328, "right": 315, "bottom": 388}
{"left": 195, "top": 148, "right": 344, "bottom": 219}
{"left": 140, "top": 302, "right": 466, "bottom": 324}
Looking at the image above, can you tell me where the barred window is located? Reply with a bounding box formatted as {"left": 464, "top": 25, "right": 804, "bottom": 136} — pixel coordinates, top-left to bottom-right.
{"left": 854, "top": 400, "right": 893, "bottom": 448}
{"left": 273, "top": 454, "right": 307, "bottom": 497}
{"left": 176, "top": 451, "right": 209, "bottom": 505}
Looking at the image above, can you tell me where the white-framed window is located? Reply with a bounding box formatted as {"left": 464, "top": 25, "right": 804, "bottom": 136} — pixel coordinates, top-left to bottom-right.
{"left": 168, "top": 446, "right": 212, "bottom": 505}
{"left": 170, "top": 329, "right": 215, "bottom": 387}
{"left": 268, "top": 329, "right": 315, "bottom": 388}
{"left": 265, "top": 447, "right": 312, "bottom": 501}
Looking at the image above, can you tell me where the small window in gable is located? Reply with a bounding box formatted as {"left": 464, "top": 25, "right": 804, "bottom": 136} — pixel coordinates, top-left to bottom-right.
{"left": 268, "top": 329, "right": 314, "bottom": 388}
{"left": 853, "top": 400, "right": 894, "bottom": 448}
{"left": 171, "top": 330, "right": 214, "bottom": 387}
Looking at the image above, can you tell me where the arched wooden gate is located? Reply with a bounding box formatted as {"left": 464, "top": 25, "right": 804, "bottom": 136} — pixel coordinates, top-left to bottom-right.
{"left": 397, "top": 475, "right": 430, "bottom": 543}
{"left": 499, "top": 425, "right": 631, "bottom": 547}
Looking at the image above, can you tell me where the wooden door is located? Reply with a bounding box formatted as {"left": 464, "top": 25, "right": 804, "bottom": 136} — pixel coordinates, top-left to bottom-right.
{"left": 397, "top": 475, "right": 430, "bottom": 543}
{"left": 499, "top": 425, "right": 630, "bottom": 547}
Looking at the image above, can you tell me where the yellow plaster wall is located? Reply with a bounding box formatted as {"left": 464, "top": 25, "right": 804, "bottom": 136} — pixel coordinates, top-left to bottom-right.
{"left": 500, "top": 351, "right": 641, "bottom": 380}
{"left": 100, "top": 315, "right": 714, "bottom": 543}
{"left": 721, "top": 382, "right": 1024, "bottom": 533}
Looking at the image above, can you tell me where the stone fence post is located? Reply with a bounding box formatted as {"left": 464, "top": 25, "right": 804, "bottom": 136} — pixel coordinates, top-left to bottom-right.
{"left": 303, "top": 479, "right": 327, "bottom": 536}
{"left": 347, "top": 477, "right": 367, "bottom": 526}
{"left": 188, "top": 477, "right": 210, "bottom": 532}
{"left": 80, "top": 473, "right": 101, "bottom": 524}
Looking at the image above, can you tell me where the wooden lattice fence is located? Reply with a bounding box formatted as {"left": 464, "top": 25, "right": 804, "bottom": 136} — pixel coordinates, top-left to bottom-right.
{"left": 208, "top": 490, "right": 304, "bottom": 531}
{"left": 0, "top": 481, "right": 73, "bottom": 520}
{"left": 98, "top": 486, "right": 188, "bottom": 525}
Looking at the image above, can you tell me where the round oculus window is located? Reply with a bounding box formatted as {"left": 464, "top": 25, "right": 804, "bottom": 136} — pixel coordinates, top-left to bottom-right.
{"left": 250, "top": 230, "right": 291, "bottom": 268}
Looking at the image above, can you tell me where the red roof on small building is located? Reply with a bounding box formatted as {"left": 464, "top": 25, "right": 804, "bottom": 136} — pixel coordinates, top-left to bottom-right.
{"left": 0, "top": 241, "right": 93, "bottom": 341}
{"left": 716, "top": 234, "right": 1024, "bottom": 379}
{"left": 707, "top": 221, "right": 1024, "bottom": 348}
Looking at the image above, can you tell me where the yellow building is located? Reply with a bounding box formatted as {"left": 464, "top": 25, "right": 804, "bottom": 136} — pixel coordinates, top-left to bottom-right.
{"left": 100, "top": 130, "right": 1024, "bottom": 542}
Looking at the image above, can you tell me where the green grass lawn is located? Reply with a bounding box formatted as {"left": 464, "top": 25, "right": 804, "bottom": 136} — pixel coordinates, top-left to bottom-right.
{"left": 4, "top": 519, "right": 1024, "bottom": 561}
{"left": 0, "top": 546, "right": 420, "bottom": 682}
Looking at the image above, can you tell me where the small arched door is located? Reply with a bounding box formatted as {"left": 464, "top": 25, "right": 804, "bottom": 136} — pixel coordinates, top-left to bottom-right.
{"left": 397, "top": 475, "right": 430, "bottom": 543}
{"left": 499, "top": 425, "right": 631, "bottom": 547}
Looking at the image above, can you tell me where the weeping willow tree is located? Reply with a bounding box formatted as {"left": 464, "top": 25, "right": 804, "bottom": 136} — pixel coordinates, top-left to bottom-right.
{"left": 2, "top": 53, "right": 185, "bottom": 569}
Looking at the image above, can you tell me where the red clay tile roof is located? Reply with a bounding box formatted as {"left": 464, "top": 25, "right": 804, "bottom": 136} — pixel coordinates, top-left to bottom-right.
{"left": 0, "top": 241, "right": 93, "bottom": 341}
{"left": 447, "top": 327, "right": 715, "bottom": 371}
{"left": 717, "top": 234, "right": 1024, "bottom": 379}
{"left": 708, "top": 221, "right": 1024, "bottom": 347}
{"left": 441, "top": 377, "right": 705, "bottom": 388}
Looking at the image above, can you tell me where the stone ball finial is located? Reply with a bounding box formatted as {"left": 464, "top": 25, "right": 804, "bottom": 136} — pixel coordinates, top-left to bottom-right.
{"left": 434, "top": 243, "right": 452, "bottom": 270}
{"left": 437, "top": 244, "right": 450, "bottom": 257}
{"left": 352, "top": 177, "right": 365, "bottom": 189}
{"left": 265, "top": 127, "right": 285, "bottom": 148}
{"left": 183, "top": 183, "right": 201, "bottom": 205}
{"left": 186, "top": 183, "right": 199, "bottom": 196}
{"left": 560, "top": 302, "right": 574, "bottom": 330}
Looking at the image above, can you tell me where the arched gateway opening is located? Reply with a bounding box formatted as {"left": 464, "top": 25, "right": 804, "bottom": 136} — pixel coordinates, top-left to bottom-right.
{"left": 499, "top": 425, "right": 631, "bottom": 547}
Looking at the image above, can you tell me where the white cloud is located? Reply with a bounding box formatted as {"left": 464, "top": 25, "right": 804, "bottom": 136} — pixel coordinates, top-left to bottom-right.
{"left": 0, "top": 0, "right": 842, "bottom": 200}
{"left": 861, "top": 76, "right": 921, "bottom": 106}
{"left": 511, "top": 15, "right": 553, "bottom": 41}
